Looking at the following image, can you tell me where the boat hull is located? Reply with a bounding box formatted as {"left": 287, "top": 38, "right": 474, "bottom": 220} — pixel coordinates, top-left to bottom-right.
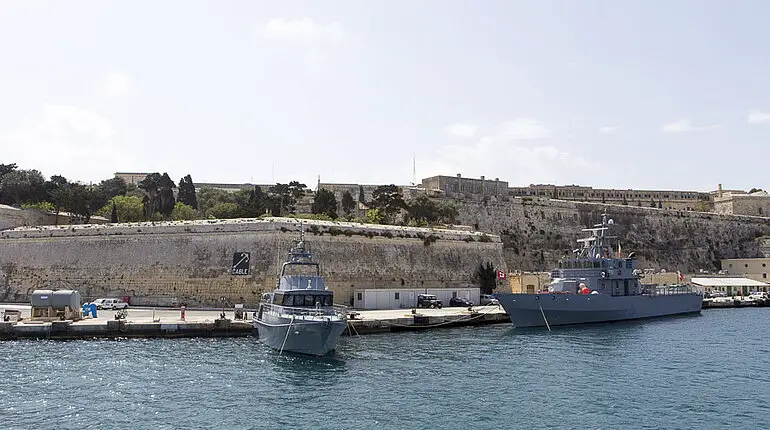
{"left": 496, "top": 293, "right": 703, "bottom": 328}
{"left": 253, "top": 312, "right": 347, "bottom": 356}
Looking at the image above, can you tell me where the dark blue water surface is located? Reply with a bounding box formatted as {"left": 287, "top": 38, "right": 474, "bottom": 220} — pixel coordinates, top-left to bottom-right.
{"left": 1, "top": 308, "right": 769, "bottom": 430}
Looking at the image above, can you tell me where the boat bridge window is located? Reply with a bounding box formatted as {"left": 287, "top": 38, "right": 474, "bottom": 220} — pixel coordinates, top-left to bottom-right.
{"left": 601, "top": 261, "right": 607, "bottom": 268}
{"left": 281, "top": 294, "right": 333, "bottom": 307}
{"left": 593, "top": 261, "right": 600, "bottom": 268}
{"left": 626, "top": 261, "right": 632, "bottom": 269}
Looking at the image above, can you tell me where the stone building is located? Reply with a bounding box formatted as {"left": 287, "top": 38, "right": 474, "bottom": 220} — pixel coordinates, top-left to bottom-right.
{"left": 713, "top": 185, "right": 770, "bottom": 216}
{"left": 508, "top": 184, "right": 711, "bottom": 210}
{"left": 421, "top": 174, "right": 508, "bottom": 200}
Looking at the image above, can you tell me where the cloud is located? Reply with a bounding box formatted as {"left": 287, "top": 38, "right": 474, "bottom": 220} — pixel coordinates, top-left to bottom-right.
{"left": 0, "top": 104, "right": 136, "bottom": 182}
{"left": 263, "top": 18, "right": 344, "bottom": 45}
{"left": 748, "top": 110, "right": 770, "bottom": 124}
{"left": 660, "top": 118, "right": 721, "bottom": 133}
{"left": 598, "top": 126, "right": 619, "bottom": 134}
{"left": 97, "top": 71, "right": 135, "bottom": 99}
{"left": 496, "top": 118, "right": 552, "bottom": 140}
{"left": 424, "top": 118, "right": 590, "bottom": 186}
{"left": 445, "top": 123, "right": 478, "bottom": 138}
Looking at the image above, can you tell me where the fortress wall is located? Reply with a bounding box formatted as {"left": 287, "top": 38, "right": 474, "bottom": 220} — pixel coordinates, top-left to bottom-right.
{"left": 456, "top": 197, "right": 770, "bottom": 273}
{"left": 0, "top": 218, "right": 505, "bottom": 307}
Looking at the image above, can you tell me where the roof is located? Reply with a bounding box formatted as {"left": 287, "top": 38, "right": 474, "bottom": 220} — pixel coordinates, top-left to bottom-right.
{"left": 691, "top": 277, "right": 769, "bottom": 287}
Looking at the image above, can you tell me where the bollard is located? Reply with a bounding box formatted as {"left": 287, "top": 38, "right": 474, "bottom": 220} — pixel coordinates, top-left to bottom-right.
{"left": 180, "top": 305, "right": 186, "bottom": 321}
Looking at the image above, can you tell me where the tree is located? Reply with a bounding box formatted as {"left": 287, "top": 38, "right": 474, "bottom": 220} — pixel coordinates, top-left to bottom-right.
{"left": 370, "top": 184, "right": 406, "bottom": 224}
{"left": 312, "top": 188, "right": 338, "bottom": 219}
{"left": 138, "top": 172, "right": 176, "bottom": 219}
{"left": 406, "top": 194, "right": 439, "bottom": 225}
{"left": 209, "top": 202, "right": 239, "bottom": 219}
{"left": 749, "top": 188, "right": 764, "bottom": 194}
{"left": 111, "top": 201, "right": 118, "bottom": 222}
{"left": 97, "top": 177, "right": 128, "bottom": 200}
{"left": 97, "top": 195, "right": 145, "bottom": 222}
{"left": 234, "top": 186, "right": 266, "bottom": 218}
{"left": 358, "top": 185, "right": 366, "bottom": 203}
{"left": 341, "top": 191, "right": 355, "bottom": 216}
{"left": 171, "top": 202, "right": 197, "bottom": 220}
{"left": 0, "top": 169, "right": 45, "bottom": 206}
{"left": 267, "top": 182, "right": 306, "bottom": 216}
{"left": 0, "top": 163, "right": 17, "bottom": 179}
{"left": 474, "top": 262, "right": 498, "bottom": 294}
{"left": 67, "top": 183, "right": 105, "bottom": 223}
{"left": 198, "top": 187, "right": 235, "bottom": 218}
{"left": 177, "top": 174, "right": 198, "bottom": 209}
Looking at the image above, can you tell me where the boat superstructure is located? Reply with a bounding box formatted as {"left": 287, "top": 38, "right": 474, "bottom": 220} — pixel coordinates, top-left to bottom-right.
{"left": 253, "top": 229, "right": 348, "bottom": 355}
{"left": 495, "top": 214, "right": 702, "bottom": 328}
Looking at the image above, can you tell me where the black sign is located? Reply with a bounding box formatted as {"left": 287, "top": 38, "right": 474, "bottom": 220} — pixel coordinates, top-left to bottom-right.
{"left": 231, "top": 252, "right": 250, "bottom": 275}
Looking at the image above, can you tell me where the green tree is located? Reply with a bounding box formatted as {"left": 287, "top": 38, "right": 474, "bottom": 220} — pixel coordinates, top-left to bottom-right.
{"left": 171, "top": 202, "right": 198, "bottom": 220}
{"left": 209, "top": 202, "right": 239, "bottom": 219}
{"left": 267, "top": 182, "right": 307, "bottom": 216}
{"left": 97, "top": 177, "right": 128, "bottom": 200}
{"left": 365, "top": 208, "right": 385, "bottom": 224}
{"left": 177, "top": 174, "right": 198, "bottom": 209}
{"left": 68, "top": 183, "right": 105, "bottom": 223}
{"left": 234, "top": 186, "right": 266, "bottom": 218}
{"left": 0, "top": 169, "right": 45, "bottom": 206}
{"left": 110, "top": 201, "right": 118, "bottom": 222}
{"left": 138, "top": 172, "right": 176, "bottom": 219}
{"left": 312, "top": 188, "right": 338, "bottom": 219}
{"left": 437, "top": 201, "right": 459, "bottom": 224}
{"left": 358, "top": 185, "right": 365, "bottom": 203}
{"left": 22, "top": 201, "right": 55, "bottom": 211}
{"left": 42, "top": 175, "right": 70, "bottom": 222}
{"left": 749, "top": 188, "right": 764, "bottom": 193}
{"left": 370, "top": 184, "right": 406, "bottom": 224}
{"left": 474, "top": 262, "right": 498, "bottom": 294}
{"left": 406, "top": 194, "right": 440, "bottom": 225}
{"left": 341, "top": 190, "right": 355, "bottom": 216}
{"left": 97, "top": 195, "right": 145, "bottom": 222}
{"left": 198, "top": 187, "right": 235, "bottom": 217}
{"left": 0, "top": 163, "right": 17, "bottom": 179}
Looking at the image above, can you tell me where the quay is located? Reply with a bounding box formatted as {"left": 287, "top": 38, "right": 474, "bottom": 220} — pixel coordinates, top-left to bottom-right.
{"left": 0, "top": 304, "right": 509, "bottom": 340}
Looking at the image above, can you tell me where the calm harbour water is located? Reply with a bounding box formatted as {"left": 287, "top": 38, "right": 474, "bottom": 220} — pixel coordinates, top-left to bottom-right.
{"left": 1, "top": 308, "right": 769, "bottom": 430}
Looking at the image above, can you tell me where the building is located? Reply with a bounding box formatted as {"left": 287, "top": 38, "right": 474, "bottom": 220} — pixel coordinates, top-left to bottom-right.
{"left": 712, "top": 184, "right": 770, "bottom": 216}
{"left": 114, "top": 172, "right": 152, "bottom": 186}
{"left": 421, "top": 174, "right": 508, "bottom": 199}
{"left": 509, "top": 184, "right": 711, "bottom": 211}
{"left": 721, "top": 258, "right": 770, "bottom": 280}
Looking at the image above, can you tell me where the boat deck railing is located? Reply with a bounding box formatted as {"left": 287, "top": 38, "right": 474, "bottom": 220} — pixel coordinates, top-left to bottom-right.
{"left": 642, "top": 284, "right": 700, "bottom": 296}
{"left": 261, "top": 303, "right": 348, "bottom": 319}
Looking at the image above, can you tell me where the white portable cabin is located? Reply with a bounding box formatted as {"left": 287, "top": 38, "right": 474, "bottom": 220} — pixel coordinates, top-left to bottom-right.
{"left": 353, "top": 288, "right": 480, "bottom": 310}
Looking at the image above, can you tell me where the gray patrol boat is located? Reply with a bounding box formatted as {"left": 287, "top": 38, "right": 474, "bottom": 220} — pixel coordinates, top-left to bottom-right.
{"left": 253, "top": 232, "right": 348, "bottom": 356}
{"left": 495, "top": 214, "right": 702, "bottom": 328}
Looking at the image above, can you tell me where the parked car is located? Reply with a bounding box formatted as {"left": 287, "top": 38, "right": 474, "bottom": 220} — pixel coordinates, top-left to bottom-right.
{"left": 91, "top": 298, "right": 129, "bottom": 310}
{"left": 417, "top": 294, "right": 442, "bottom": 309}
{"left": 449, "top": 297, "right": 474, "bottom": 307}
{"left": 480, "top": 294, "right": 499, "bottom": 306}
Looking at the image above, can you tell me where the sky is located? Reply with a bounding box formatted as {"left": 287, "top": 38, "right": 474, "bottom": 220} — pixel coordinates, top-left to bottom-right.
{"left": 1, "top": 0, "right": 769, "bottom": 192}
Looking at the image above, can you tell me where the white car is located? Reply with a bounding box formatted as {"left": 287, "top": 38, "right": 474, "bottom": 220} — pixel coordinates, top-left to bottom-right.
{"left": 91, "top": 298, "right": 129, "bottom": 310}
{"left": 480, "top": 294, "right": 499, "bottom": 306}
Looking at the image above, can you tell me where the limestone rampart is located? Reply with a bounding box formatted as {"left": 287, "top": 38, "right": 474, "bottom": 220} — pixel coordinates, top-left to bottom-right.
{"left": 0, "top": 218, "right": 505, "bottom": 307}
{"left": 456, "top": 197, "right": 770, "bottom": 273}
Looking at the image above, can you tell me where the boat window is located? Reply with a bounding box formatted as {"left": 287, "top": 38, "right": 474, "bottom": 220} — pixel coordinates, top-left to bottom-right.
{"left": 282, "top": 294, "right": 294, "bottom": 306}
{"left": 274, "top": 293, "right": 284, "bottom": 305}
{"left": 304, "top": 295, "right": 316, "bottom": 306}
{"left": 625, "top": 260, "right": 632, "bottom": 269}
{"left": 601, "top": 261, "right": 607, "bottom": 268}
{"left": 593, "top": 261, "right": 600, "bottom": 268}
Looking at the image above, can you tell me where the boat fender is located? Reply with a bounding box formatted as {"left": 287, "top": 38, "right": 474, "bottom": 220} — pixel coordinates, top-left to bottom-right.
{"left": 323, "top": 318, "right": 331, "bottom": 328}
{"left": 601, "top": 271, "right": 607, "bottom": 278}
{"left": 552, "top": 295, "right": 557, "bottom": 301}
{"left": 535, "top": 295, "right": 540, "bottom": 301}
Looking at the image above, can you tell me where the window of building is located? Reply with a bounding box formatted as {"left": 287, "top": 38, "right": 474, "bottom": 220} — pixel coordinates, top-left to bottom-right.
{"left": 763, "top": 264, "right": 766, "bottom": 268}
{"left": 394, "top": 292, "right": 400, "bottom": 300}
{"left": 357, "top": 293, "right": 362, "bottom": 300}
{"left": 764, "top": 273, "right": 767, "bottom": 279}
{"left": 746, "top": 264, "right": 749, "bottom": 268}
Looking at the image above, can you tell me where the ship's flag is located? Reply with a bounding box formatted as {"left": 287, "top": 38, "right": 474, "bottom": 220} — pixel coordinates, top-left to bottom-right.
{"left": 677, "top": 271, "right": 684, "bottom": 282}
{"left": 617, "top": 242, "right": 622, "bottom": 258}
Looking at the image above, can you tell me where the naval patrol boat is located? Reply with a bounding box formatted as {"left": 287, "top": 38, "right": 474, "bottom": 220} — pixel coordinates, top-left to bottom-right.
{"left": 253, "top": 231, "right": 348, "bottom": 355}
{"left": 495, "top": 214, "right": 702, "bottom": 329}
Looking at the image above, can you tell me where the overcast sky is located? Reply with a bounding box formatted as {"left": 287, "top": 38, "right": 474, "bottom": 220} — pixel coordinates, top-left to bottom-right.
{"left": 1, "top": 1, "right": 769, "bottom": 192}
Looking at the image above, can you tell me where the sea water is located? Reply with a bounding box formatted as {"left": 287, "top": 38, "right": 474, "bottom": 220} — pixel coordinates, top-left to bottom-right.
{"left": 1, "top": 308, "right": 768, "bottom": 429}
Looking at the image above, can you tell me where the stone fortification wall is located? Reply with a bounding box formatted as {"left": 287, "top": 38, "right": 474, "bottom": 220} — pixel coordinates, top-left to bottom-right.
{"left": 0, "top": 218, "right": 504, "bottom": 307}
{"left": 455, "top": 197, "right": 770, "bottom": 273}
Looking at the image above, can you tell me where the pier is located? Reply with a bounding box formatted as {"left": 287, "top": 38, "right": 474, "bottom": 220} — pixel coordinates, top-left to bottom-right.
{"left": 0, "top": 304, "right": 509, "bottom": 340}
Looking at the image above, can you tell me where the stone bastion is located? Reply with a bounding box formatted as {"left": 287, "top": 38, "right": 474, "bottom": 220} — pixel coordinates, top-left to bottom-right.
{"left": 0, "top": 217, "right": 505, "bottom": 307}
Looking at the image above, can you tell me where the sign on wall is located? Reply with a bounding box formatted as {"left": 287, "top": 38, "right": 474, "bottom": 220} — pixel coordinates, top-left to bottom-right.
{"left": 231, "top": 252, "right": 250, "bottom": 275}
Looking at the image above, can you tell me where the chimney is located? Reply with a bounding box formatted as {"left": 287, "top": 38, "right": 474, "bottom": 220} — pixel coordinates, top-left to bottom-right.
{"left": 718, "top": 184, "right": 723, "bottom": 197}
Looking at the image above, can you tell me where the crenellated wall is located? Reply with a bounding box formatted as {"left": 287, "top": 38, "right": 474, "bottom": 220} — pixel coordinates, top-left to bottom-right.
{"left": 0, "top": 218, "right": 505, "bottom": 306}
